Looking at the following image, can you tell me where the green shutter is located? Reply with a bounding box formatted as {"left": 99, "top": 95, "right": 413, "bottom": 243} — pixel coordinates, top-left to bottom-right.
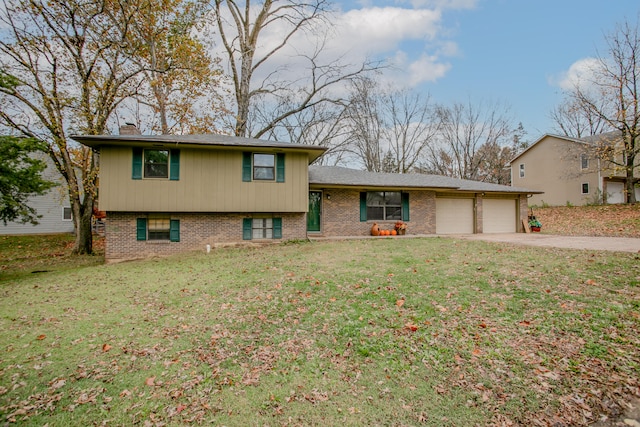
{"left": 169, "top": 219, "right": 180, "bottom": 242}
{"left": 360, "top": 192, "right": 367, "bottom": 222}
{"left": 242, "top": 152, "right": 252, "bottom": 182}
{"left": 132, "top": 148, "right": 143, "bottom": 180}
{"left": 401, "top": 192, "right": 410, "bottom": 221}
{"left": 273, "top": 217, "right": 282, "bottom": 239}
{"left": 276, "top": 153, "right": 285, "bottom": 182}
{"left": 169, "top": 149, "right": 180, "bottom": 181}
{"left": 242, "top": 218, "right": 252, "bottom": 240}
{"left": 136, "top": 218, "right": 147, "bottom": 241}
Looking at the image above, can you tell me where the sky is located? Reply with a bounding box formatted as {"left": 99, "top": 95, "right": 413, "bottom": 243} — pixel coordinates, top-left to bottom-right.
{"left": 319, "top": 0, "right": 640, "bottom": 141}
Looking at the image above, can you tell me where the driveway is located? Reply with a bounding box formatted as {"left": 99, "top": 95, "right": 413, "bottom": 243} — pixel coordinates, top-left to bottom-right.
{"left": 455, "top": 233, "right": 640, "bottom": 253}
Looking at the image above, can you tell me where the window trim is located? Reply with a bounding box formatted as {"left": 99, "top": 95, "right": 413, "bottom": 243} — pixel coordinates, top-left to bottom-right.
{"left": 580, "top": 153, "right": 589, "bottom": 170}
{"left": 242, "top": 217, "right": 282, "bottom": 240}
{"left": 253, "top": 153, "right": 276, "bottom": 181}
{"left": 136, "top": 216, "right": 180, "bottom": 242}
{"left": 62, "top": 207, "right": 72, "bottom": 221}
{"left": 360, "top": 191, "right": 409, "bottom": 222}
{"left": 242, "top": 152, "right": 285, "bottom": 182}
{"left": 132, "top": 148, "right": 180, "bottom": 181}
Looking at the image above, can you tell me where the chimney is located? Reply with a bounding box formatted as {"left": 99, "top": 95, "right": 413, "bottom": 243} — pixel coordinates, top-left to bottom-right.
{"left": 120, "top": 122, "right": 141, "bottom": 135}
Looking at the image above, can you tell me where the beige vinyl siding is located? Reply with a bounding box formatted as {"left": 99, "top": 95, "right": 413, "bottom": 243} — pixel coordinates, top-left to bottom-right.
{"left": 99, "top": 147, "right": 309, "bottom": 212}
{"left": 511, "top": 136, "right": 599, "bottom": 206}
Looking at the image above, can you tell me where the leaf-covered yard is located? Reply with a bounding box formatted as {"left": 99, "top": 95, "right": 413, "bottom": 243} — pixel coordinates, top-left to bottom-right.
{"left": 0, "top": 236, "right": 638, "bottom": 426}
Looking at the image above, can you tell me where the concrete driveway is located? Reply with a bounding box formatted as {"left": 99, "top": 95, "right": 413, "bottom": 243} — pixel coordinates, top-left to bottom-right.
{"left": 456, "top": 233, "right": 640, "bottom": 253}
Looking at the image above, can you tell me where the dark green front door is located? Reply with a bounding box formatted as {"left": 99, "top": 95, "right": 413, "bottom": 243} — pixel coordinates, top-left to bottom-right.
{"left": 307, "top": 191, "right": 322, "bottom": 232}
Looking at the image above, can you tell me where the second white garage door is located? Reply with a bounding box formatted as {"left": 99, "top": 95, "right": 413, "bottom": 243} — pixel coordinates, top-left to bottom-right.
{"left": 483, "top": 199, "right": 516, "bottom": 233}
{"left": 436, "top": 198, "right": 474, "bottom": 234}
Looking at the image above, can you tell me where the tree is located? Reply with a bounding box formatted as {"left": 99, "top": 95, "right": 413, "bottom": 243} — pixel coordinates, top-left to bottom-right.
{"left": 550, "top": 97, "right": 611, "bottom": 138}
{"left": 562, "top": 17, "right": 640, "bottom": 203}
{"left": 343, "top": 78, "right": 438, "bottom": 172}
{"left": 0, "top": 0, "right": 142, "bottom": 253}
{"left": 0, "top": 136, "right": 55, "bottom": 225}
{"left": 128, "top": 0, "right": 227, "bottom": 134}
{"left": 211, "top": 0, "right": 379, "bottom": 139}
{"left": 424, "top": 100, "right": 514, "bottom": 182}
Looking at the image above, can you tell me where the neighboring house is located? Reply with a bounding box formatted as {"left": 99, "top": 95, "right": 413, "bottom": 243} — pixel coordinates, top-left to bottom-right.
{"left": 72, "top": 130, "right": 540, "bottom": 262}
{"left": 0, "top": 153, "right": 74, "bottom": 235}
{"left": 510, "top": 133, "right": 640, "bottom": 206}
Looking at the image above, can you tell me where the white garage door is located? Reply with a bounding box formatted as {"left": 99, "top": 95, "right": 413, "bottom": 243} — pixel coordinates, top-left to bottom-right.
{"left": 606, "top": 182, "right": 624, "bottom": 204}
{"left": 483, "top": 199, "right": 516, "bottom": 233}
{"left": 436, "top": 198, "right": 474, "bottom": 234}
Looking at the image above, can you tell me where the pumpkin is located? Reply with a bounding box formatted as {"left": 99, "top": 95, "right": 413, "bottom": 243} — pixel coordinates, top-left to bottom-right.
{"left": 391, "top": 230, "right": 397, "bottom": 236}
{"left": 371, "top": 223, "right": 380, "bottom": 236}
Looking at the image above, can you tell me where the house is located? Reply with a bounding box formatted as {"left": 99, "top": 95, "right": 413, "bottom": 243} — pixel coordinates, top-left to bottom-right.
{"left": 510, "top": 133, "right": 640, "bottom": 206}
{"left": 72, "top": 130, "right": 540, "bottom": 262}
{"left": 0, "top": 153, "right": 74, "bottom": 235}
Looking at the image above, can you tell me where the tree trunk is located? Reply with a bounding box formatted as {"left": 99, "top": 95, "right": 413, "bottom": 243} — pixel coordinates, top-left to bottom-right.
{"left": 626, "top": 161, "right": 637, "bottom": 203}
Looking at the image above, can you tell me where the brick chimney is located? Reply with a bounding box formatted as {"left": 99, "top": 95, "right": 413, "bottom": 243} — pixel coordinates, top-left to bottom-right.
{"left": 120, "top": 122, "right": 141, "bottom": 135}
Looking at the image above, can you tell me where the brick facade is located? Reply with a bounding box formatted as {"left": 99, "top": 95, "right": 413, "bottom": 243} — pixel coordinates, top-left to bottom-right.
{"left": 317, "top": 189, "right": 437, "bottom": 236}
{"left": 105, "top": 212, "right": 306, "bottom": 261}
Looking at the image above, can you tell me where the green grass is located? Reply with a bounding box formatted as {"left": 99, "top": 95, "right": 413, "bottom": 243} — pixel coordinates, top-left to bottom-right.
{"left": 0, "top": 236, "right": 639, "bottom": 426}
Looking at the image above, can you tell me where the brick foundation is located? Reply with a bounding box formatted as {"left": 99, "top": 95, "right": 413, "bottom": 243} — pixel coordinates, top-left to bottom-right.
{"left": 105, "top": 212, "right": 306, "bottom": 261}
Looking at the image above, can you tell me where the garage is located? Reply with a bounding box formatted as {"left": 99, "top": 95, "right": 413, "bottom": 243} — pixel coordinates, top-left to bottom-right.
{"left": 436, "top": 197, "right": 474, "bottom": 234}
{"left": 605, "top": 181, "right": 625, "bottom": 204}
{"left": 483, "top": 198, "right": 517, "bottom": 233}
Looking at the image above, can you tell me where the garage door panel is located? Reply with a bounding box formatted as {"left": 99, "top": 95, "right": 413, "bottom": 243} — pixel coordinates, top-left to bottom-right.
{"left": 483, "top": 199, "right": 516, "bottom": 233}
{"left": 436, "top": 198, "right": 474, "bottom": 234}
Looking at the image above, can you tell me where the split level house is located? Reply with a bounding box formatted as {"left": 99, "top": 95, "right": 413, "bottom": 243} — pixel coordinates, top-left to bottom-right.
{"left": 73, "top": 128, "right": 541, "bottom": 262}
{"left": 510, "top": 133, "right": 640, "bottom": 206}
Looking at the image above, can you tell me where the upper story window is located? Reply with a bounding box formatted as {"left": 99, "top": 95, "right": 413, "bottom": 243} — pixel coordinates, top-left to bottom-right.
{"left": 132, "top": 148, "right": 180, "bottom": 180}
{"left": 144, "top": 150, "right": 169, "bottom": 178}
{"left": 242, "top": 152, "right": 285, "bottom": 182}
{"left": 253, "top": 154, "right": 275, "bottom": 180}
{"left": 519, "top": 163, "right": 525, "bottom": 178}
{"left": 580, "top": 153, "right": 589, "bottom": 170}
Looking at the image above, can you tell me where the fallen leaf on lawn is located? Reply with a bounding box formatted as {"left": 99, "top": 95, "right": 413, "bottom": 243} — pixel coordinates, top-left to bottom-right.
{"left": 518, "top": 320, "right": 531, "bottom": 327}
{"left": 145, "top": 377, "right": 156, "bottom": 387}
{"left": 472, "top": 348, "right": 483, "bottom": 356}
{"left": 102, "top": 343, "right": 112, "bottom": 352}
{"left": 119, "top": 389, "right": 132, "bottom": 397}
{"left": 396, "top": 299, "right": 405, "bottom": 308}
{"left": 50, "top": 378, "right": 66, "bottom": 389}
{"left": 404, "top": 323, "right": 418, "bottom": 332}
{"left": 36, "top": 334, "right": 46, "bottom": 340}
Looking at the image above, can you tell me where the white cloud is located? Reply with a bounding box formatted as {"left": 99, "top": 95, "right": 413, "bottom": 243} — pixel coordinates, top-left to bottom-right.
{"left": 550, "top": 57, "right": 600, "bottom": 90}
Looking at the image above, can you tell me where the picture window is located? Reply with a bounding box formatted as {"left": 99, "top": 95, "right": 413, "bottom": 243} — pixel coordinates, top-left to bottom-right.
{"left": 366, "top": 192, "right": 402, "bottom": 221}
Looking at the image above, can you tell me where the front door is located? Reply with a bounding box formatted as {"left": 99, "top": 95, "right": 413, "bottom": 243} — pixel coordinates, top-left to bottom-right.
{"left": 307, "top": 191, "right": 322, "bottom": 232}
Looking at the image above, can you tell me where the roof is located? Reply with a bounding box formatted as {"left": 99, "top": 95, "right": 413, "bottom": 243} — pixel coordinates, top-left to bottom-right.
{"left": 509, "top": 131, "right": 624, "bottom": 164}
{"left": 71, "top": 133, "right": 328, "bottom": 162}
{"left": 309, "top": 166, "right": 541, "bottom": 194}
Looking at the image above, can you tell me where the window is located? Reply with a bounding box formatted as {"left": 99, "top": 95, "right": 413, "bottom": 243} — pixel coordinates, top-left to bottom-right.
{"left": 148, "top": 216, "right": 171, "bottom": 240}
{"left": 360, "top": 192, "right": 409, "bottom": 222}
{"left": 144, "top": 150, "right": 169, "bottom": 178}
{"left": 132, "top": 148, "right": 180, "bottom": 180}
{"left": 581, "top": 153, "right": 589, "bottom": 170}
{"left": 242, "top": 152, "right": 285, "bottom": 182}
{"left": 582, "top": 183, "right": 590, "bottom": 194}
{"left": 519, "top": 163, "right": 525, "bottom": 178}
{"left": 242, "top": 217, "right": 282, "bottom": 240}
{"left": 62, "top": 207, "right": 72, "bottom": 221}
{"left": 136, "top": 217, "right": 180, "bottom": 242}
{"left": 253, "top": 154, "right": 275, "bottom": 180}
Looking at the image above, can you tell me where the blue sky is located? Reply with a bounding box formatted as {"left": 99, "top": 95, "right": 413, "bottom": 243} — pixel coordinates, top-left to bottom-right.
{"left": 327, "top": 0, "right": 640, "bottom": 141}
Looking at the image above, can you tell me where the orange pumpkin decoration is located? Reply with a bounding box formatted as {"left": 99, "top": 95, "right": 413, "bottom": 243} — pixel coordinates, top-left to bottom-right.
{"left": 370, "top": 223, "right": 380, "bottom": 236}
{"left": 391, "top": 229, "right": 397, "bottom": 236}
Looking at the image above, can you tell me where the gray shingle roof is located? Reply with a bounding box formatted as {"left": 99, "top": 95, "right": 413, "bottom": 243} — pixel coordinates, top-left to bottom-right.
{"left": 71, "top": 133, "right": 328, "bottom": 162}
{"left": 309, "top": 165, "right": 541, "bottom": 194}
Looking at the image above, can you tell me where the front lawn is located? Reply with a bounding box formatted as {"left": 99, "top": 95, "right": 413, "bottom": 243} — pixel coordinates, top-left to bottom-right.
{"left": 0, "top": 237, "right": 638, "bottom": 426}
